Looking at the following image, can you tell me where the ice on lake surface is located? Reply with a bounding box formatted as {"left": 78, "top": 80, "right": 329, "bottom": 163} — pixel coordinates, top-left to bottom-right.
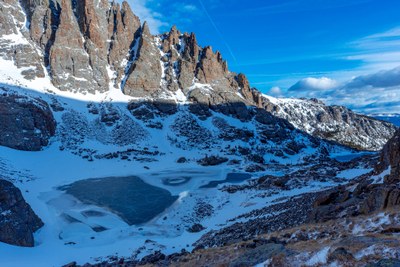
{"left": 56, "top": 169, "right": 254, "bottom": 229}
{"left": 60, "top": 176, "right": 179, "bottom": 225}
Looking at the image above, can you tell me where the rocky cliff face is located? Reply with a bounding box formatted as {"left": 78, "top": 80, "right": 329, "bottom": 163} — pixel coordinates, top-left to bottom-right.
{"left": 376, "top": 129, "right": 400, "bottom": 183}
{"left": 0, "top": 0, "right": 45, "bottom": 80}
{"left": 123, "top": 22, "right": 161, "bottom": 97}
{"left": 0, "top": 179, "right": 43, "bottom": 247}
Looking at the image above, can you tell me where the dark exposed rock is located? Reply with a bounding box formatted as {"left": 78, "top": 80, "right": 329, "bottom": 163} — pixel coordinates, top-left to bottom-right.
{"left": 128, "top": 101, "right": 157, "bottom": 121}
{"left": 0, "top": 93, "right": 56, "bottom": 151}
{"left": 367, "top": 259, "right": 400, "bottom": 267}
{"left": 198, "top": 155, "right": 229, "bottom": 166}
{"left": 176, "top": 157, "right": 187, "bottom": 163}
{"left": 152, "top": 99, "right": 178, "bottom": 115}
{"left": 245, "top": 164, "right": 266, "bottom": 173}
{"left": 0, "top": 179, "right": 43, "bottom": 247}
{"left": 138, "top": 251, "right": 166, "bottom": 265}
{"left": 376, "top": 129, "right": 400, "bottom": 183}
{"left": 1, "top": 0, "right": 396, "bottom": 155}
{"left": 187, "top": 223, "right": 206, "bottom": 233}
{"left": 188, "top": 102, "right": 212, "bottom": 120}
{"left": 170, "top": 113, "right": 214, "bottom": 150}
{"left": 327, "top": 247, "right": 355, "bottom": 263}
{"left": 100, "top": 109, "right": 120, "bottom": 126}
{"left": 128, "top": 100, "right": 178, "bottom": 122}
{"left": 230, "top": 243, "right": 288, "bottom": 267}
{"left": 212, "top": 117, "right": 254, "bottom": 142}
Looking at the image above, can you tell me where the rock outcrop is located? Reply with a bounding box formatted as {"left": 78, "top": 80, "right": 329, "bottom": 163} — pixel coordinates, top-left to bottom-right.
{"left": 0, "top": 91, "right": 56, "bottom": 151}
{"left": 310, "top": 130, "right": 400, "bottom": 222}
{"left": 376, "top": 129, "right": 400, "bottom": 183}
{"left": 0, "top": 179, "right": 43, "bottom": 247}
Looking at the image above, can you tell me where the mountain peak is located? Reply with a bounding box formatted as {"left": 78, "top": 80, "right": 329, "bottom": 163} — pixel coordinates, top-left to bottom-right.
{"left": 141, "top": 21, "right": 151, "bottom": 36}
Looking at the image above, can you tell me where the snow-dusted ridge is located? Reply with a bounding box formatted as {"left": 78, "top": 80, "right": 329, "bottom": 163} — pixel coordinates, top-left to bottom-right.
{"left": 262, "top": 94, "right": 397, "bottom": 151}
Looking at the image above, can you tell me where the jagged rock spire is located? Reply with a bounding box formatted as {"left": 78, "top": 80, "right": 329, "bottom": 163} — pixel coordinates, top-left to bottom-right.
{"left": 123, "top": 21, "right": 162, "bottom": 97}
{"left": 6, "top": 0, "right": 260, "bottom": 105}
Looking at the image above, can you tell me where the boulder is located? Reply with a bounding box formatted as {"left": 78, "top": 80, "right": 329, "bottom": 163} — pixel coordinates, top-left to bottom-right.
{"left": 0, "top": 179, "right": 43, "bottom": 247}
{"left": 0, "top": 93, "right": 56, "bottom": 151}
{"left": 198, "top": 155, "right": 229, "bottom": 166}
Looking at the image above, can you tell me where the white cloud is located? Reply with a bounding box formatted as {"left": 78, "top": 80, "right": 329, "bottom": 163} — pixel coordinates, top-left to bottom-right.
{"left": 366, "top": 27, "right": 400, "bottom": 39}
{"left": 346, "top": 26, "right": 400, "bottom": 72}
{"left": 288, "top": 77, "right": 338, "bottom": 92}
{"left": 268, "top": 86, "right": 283, "bottom": 96}
{"left": 181, "top": 4, "right": 197, "bottom": 12}
{"left": 126, "top": 0, "right": 167, "bottom": 34}
{"left": 345, "top": 66, "right": 400, "bottom": 89}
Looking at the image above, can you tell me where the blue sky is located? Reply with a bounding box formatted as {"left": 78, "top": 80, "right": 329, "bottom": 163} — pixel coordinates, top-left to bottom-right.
{"left": 126, "top": 0, "right": 400, "bottom": 114}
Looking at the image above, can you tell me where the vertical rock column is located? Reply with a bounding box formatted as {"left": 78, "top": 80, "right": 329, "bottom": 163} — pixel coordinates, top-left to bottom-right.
{"left": 49, "top": 0, "right": 98, "bottom": 93}
{"left": 107, "top": 1, "right": 141, "bottom": 87}
{"left": 76, "top": 0, "right": 110, "bottom": 91}
{"left": 178, "top": 32, "right": 200, "bottom": 93}
{"left": 123, "top": 22, "right": 162, "bottom": 97}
